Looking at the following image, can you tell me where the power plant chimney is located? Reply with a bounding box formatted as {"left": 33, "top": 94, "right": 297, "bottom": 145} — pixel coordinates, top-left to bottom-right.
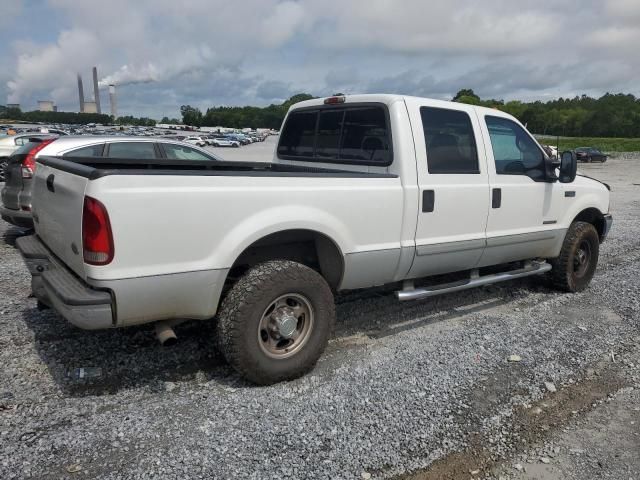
{"left": 92, "top": 67, "right": 101, "bottom": 114}
{"left": 109, "top": 84, "right": 117, "bottom": 118}
{"left": 77, "top": 73, "right": 85, "bottom": 113}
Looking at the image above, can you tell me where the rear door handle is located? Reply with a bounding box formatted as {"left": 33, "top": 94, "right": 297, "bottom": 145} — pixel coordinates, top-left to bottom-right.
{"left": 422, "top": 190, "right": 435, "bottom": 212}
{"left": 492, "top": 188, "right": 501, "bottom": 208}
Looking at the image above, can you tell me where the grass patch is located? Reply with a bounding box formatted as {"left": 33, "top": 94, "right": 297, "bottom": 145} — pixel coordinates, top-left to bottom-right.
{"left": 534, "top": 135, "right": 640, "bottom": 152}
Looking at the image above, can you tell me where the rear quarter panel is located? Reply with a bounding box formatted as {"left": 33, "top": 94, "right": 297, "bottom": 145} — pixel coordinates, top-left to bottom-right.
{"left": 83, "top": 173, "right": 405, "bottom": 282}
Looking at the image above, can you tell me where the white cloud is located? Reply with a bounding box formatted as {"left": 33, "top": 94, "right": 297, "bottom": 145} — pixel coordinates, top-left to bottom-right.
{"left": 605, "top": 0, "right": 640, "bottom": 21}
{"left": 260, "top": 1, "right": 308, "bottom": 47}
{"left": 98, "top": 64, "right": 160, "bottom": 87}
{"left": 4, "top": 0, "right": 640, "bottom": 116}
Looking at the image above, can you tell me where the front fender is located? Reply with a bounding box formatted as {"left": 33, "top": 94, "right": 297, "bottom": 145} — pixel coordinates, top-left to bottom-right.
{"left": 558, "top": 177, "right": 610, "bottom": 229}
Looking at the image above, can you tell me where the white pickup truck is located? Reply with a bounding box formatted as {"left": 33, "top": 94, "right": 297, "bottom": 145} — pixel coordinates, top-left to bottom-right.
{"left": 16, "top": 94, "right": 612, "bottom": 384}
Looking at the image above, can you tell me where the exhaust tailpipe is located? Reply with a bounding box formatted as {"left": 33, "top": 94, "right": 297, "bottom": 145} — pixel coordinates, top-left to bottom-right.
{"left": 155, "top": 321, "right": 179, "bottom": 346}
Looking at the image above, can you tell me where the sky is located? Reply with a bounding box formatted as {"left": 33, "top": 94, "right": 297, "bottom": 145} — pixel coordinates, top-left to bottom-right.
{"left": 1, "top": 0, "right": 639, "bottom": 119}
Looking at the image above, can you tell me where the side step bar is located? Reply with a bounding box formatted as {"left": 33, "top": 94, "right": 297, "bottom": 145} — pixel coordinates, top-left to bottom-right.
{"left": 396, "top": 261, "right": 552, "bottom": 301}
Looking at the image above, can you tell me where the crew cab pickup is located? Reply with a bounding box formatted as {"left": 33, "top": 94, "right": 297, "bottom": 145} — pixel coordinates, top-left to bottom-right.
{"left": 16, "top": 94, "right": 613, "bottom": 384}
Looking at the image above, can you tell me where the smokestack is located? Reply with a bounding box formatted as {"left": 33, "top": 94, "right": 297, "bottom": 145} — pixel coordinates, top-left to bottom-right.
{"left": 77, "top": 73, "right": 85, "bottom": 113}
{"left": 92, "top": 66, "right": 101, "bottom": 114}
{"left": 109, "top": 84, "right": 117, "bottom": 118}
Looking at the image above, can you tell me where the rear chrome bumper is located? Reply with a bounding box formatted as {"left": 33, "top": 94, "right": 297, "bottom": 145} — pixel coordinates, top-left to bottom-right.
{"left": 0, "top": 205, "right": 34, "bottom": 229}
{"left": 16, "top": 235, "right": 114, "bottom": 330}
{"left": 602, "top": 214, "right": 613, "bottom": 242}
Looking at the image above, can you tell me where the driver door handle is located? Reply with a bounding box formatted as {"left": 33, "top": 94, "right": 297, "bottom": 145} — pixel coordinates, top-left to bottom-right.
{"left": 492, "top": 188, "right": 501, "bottom": 208}
{"left": 422, "top": 190, "right": 435, "bottom": 212}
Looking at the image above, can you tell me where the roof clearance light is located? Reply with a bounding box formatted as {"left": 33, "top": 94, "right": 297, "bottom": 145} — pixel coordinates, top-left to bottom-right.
{"left": 324, "top": 96, "right": 346, "bottom": 105}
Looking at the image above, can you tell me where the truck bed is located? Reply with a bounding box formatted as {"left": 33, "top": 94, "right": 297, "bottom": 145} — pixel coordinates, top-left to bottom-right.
{"left": 37, "top": 156, "right": 397, "bottom": 179}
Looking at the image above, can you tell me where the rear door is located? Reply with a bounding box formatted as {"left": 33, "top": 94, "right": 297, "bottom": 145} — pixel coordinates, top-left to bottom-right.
{"left": 406, "top": 101, "right": 490, "bottom": 278}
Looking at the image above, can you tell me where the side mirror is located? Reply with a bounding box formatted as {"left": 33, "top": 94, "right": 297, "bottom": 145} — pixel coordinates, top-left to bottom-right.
{"left": 559, "top": 151, "right": 577, "bottom": 183}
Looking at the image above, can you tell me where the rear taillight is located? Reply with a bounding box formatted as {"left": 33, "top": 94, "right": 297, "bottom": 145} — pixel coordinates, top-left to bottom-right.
{"left": 22, "top": 139, "right": 55, "bottom": 179}
{"left": 82, "top": 196, "right": 114, "bottom": 265}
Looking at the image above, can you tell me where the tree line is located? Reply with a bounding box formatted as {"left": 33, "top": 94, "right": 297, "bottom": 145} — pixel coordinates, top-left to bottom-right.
{"left": 180, "top": 94, "right": 314, "bottom": 130}
{"left": 181, "top": 91, "right": 640, "bottom": 138}
{"left": 4, "top": 89, "right": 640, "bottom": 138}
{"left": 0, "top": 105, "right": 156, "bottom": 127}
{"left": 452, "top": 89, "right": 640, "bottom": 138}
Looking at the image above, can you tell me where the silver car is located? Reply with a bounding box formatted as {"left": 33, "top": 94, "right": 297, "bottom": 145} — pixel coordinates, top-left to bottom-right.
{"left": 0, "top": 134, "right": 57, "bottom": 181}
{"left": 1, "top": 136, "right": 221, "bottom": 228}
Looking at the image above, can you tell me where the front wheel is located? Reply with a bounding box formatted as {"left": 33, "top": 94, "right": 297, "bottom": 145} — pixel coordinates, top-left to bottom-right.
{"left": 216, "top": 260, "right": 335, "bottom": 385}
{"left": 549, "top": 221, "right": 599, "bottom": 292}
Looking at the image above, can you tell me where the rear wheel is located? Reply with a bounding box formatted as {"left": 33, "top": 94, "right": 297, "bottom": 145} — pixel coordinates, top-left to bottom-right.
{"left": 216, "top": 260, "right": 335, "bottom": 385}
{"left": 549, "top": 221, "right": 599, "bottom": 292}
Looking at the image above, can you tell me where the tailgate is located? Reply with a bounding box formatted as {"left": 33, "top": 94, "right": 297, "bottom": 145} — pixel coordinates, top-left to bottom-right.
{"left": 32, "top": 162, "right": 88, "bottom": 279}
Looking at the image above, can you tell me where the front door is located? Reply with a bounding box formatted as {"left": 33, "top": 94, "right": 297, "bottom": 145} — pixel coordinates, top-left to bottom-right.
{"left": 406, "top": 101, "right": 490, "bottom": 279}
{"left": 477, "top": 113, "right": 565, "bottom": 267}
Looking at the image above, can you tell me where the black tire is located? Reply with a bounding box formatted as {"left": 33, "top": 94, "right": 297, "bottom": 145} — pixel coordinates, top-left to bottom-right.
{"left": 549, "top": 221, "right": 599, "bottom": 292}
{"left": 216, "top": 260, "right": 335, "bottom": 385}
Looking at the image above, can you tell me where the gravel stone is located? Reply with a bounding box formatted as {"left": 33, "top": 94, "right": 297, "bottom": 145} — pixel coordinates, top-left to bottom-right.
{"left": 0, "top": 153, "right": 639, "bottom": 479}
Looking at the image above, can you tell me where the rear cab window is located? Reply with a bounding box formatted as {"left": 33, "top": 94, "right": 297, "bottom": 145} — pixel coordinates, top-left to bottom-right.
{"left": 277, "top": 104, "right": 392, "bottom": 166}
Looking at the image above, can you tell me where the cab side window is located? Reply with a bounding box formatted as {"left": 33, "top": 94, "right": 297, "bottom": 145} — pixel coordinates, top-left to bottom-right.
{"left": 421, "top": 107, "right": 479, "bottom": 174}
{"left": 485, "top": 116, "right": 545, "bottom": 181}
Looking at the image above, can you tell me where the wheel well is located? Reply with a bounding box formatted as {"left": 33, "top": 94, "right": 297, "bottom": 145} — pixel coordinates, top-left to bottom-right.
{"left": 573, "top": 208, "right": 606, "bottom": 241}
{"left": 228, "top": 230, "right": 344, "bottom": 290}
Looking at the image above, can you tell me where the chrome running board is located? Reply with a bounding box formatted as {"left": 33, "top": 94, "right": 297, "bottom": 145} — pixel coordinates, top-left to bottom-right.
{"left": 396, "top": 262, "right": 552, "bottom": 301}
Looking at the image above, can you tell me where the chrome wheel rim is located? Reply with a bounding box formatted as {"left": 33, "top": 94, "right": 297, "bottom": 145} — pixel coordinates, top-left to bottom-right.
{"left": 258, "top": 293, "right": 314, "bottom": 359}
{"left": 573, "top": 240, "right": 591, "bottom": 277}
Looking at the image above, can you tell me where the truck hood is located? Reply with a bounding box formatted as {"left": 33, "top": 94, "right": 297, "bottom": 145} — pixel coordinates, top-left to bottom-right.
{"left": 576, "top": 172, "right": 611, "bottom": 191}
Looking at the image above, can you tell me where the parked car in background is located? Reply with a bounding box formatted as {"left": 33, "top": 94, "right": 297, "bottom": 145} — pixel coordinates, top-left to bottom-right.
{"left": 185, "top": 136, "right": 207, "bottom": 147}
{"left": 0, "top": 134, "right": 57, "bottom": 181}
{"left": 226, "top": 134, "right": 250, "bottom": 145}
{"left": 1, "top": 138, "right": 58, "bottom": 226}
{"left": 1, "top": 136, "right": 220, "bottom": 228}
{"left": 541, "top": 144, "right": 558, "bottom": 160}
{"left": 211, "top": 137, "right": 240, "bottom": 148}
{"left": 574, "top": 147, "right": 607, "bottom": 163}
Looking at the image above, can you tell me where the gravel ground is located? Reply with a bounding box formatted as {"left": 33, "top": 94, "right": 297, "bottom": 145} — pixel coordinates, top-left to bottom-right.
{"left": 0, "top": 154, "right": 639, "bottom": 479}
